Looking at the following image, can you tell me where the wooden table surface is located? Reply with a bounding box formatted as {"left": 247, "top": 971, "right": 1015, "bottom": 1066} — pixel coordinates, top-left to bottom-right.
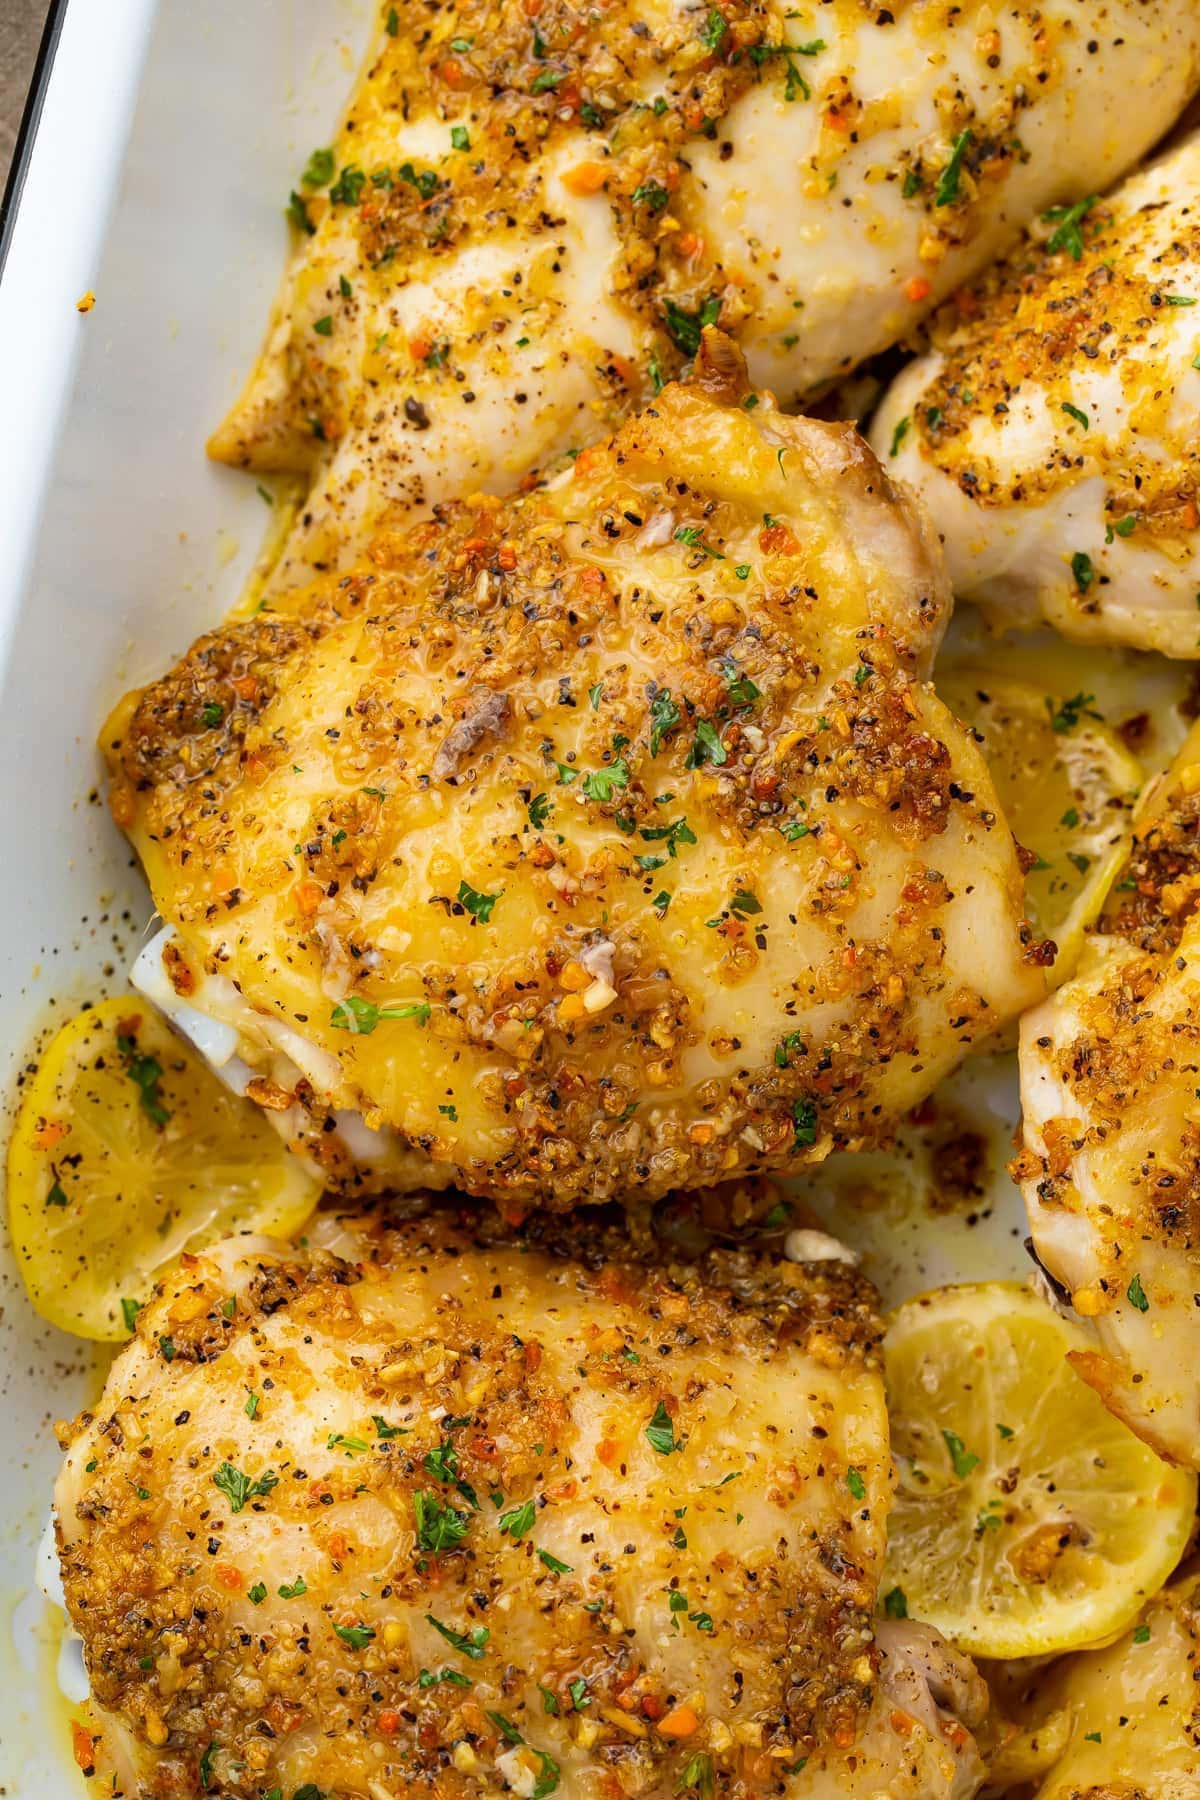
{"left": 1, "top": 0, "right": 52, "bottom": 196}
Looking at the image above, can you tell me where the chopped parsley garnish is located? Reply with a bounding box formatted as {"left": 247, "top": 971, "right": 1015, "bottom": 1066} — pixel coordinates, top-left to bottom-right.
{"left": 117, "top": 1031, "right": 172, "bottom": 1127}
{"left": 1133, "top": 1623, "right": 1151, "bottom": 1644}
{"left": 373, "top": 1414, "right": 406, "bottom": 1439}
{"left": 1127, "top": 1272, "right": 1150, "bottom": 1312}
{"left": 386, "top": 6, "right": 399, "bottom": 33}
{"left": 248, "top": 1582, "right": 267, "bottom": 1605}
{"left": 537, "top": 1548, "right": 572, "bottom": 1574}
{"left": 199, "top": 1743, "right": 217, "bottom": 1791}
{"left": 1042, "top": 194, "right": 1098, "bottom": 261}
{"left": 397, "top": 160, "right": 439, "bottom": 201}
{"left": 934, "top": 128, "right": 972, "bottom": 206}
{"left": 569, "top": 1678, "right": 591, "bottom": 1711}
{"left": 678, "top": 1752, "right": 715, "bottom": 1797}
{"left": 730, "top": 889, "right": 761, "bottom": 916}
{"left": 846, "top": 1467, "right": 866, "bottom": 1501}
{"left": 645, "top": 1400, "right": 678, "bottom": 1455}
{"left": 120, "top": 1296, "right": 142, "bottom": 1333}
{"left": 313, "top": 314, "right": 333, "bottom": 336}
{"left": 277, "top": 1575, "right": 307, "bottom": 1599}
{"left": 639, "top": 815, "right": 696, "bottom": 858}
{"left": 581, "top": 760, "right": 630, "bottom": 802}
{"left": 414, "top": 1489, "right": 471, "bottom": 1552}
{"left": 1070, "top": 550, "right": 1094, "bottom": 593}
{"left": 662, "top": 294, "right": 721, "bottom": 357}
{"left": 792, "top": 1097, "right": 818, "bottom": 1148}
{"left": 748, "top": 38, "right": 825, "bottom": 103}
{"left": 329, "top": 995, "right": 430, "bottom": 1033}
{"left": 942, "top": 1430, "right": 979, "bottom": 1479}
{"left": 633, "top": 181, "right": 670, "bottom": 212}
{"left": 1046, "top": 690, "right": 1099, "bottom": 733}
{"left": 458, "top": 879, "right": 501, "bottom": 923}
{"left": 286, "top": 191, "right": 314, "bottom": 234}
{"left": 700, "top": 7, "right": 727, "bottom": 52}
{"left": 889, "top": 415, "right": 911, "bottom": 458}
{"left": 1106, "top": 514, "right": 1136, "bottom": 541}
{"left": 1061, "top": 401, "right": 1089, "bottom": 430}
{"left": 686, "top": 719, "right": 727, "bottom": 768}
{"left": 334, "top": 1622, "right": 375, "bottom": 1651}
{"left": 498, "top": 1497, "right": 537, "bottom": 1540}
{"left": 530, "top": 67, "right": 564, "bottom": 92}
{"left": 539, "top": 1684, "right": 560, "bottom": 1714}
{"left": 425, "top": 1613, "right": 491, "bottom": 1659}
{"left": 212, "top": 1461, "right": 278, "bottom": 1514}
{"left": 884, "top": 1586, "right": 908, "bottom": 1619}
{"left": 528, "top": 792, "right": 553, "bottom": 829}
{"left": 423, "top": 1439, "right": 480, "bottom": 1510}
{"left": 720, "top": 660, "right": 760, "bottom": 706}
{"left": 159, "top": 1336, "right": 175, "bottom": 1362}
{"left": 419, "top": 1666, "right": 473, "bottom": 1689}
{"left": 329, "top": 164, "right": 366, "bottom": 206}
{"left": 302, "top": 146, "right": 335, "bottom": 187}
{"left": 675, "top": 525, "right": 724, "bottom": 559}
{"left": 451, "top": 125, "right": 470, "bottom": 151}
{"left": 649, "top": 688, "right": 681, "bottom": 756}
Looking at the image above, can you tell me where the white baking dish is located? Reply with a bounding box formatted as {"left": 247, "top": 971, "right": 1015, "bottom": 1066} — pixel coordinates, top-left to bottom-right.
{"left": 0, "top": 3, "right": 1044, "bottom": 1790}
{"left": 0, "top": 4, "right": 376, "bottom": 1789}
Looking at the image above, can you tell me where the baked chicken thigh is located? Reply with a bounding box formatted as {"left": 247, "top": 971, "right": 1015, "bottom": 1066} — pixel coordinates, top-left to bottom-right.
{"left": 210, "top": 0, "right": 1200, "bottom": 595}
{"left": 1016, "top": 725, "right": 1200, "bottom": 1467}
{"left": 874, "top": 130, "right": 1200, "bottom": 658}
{"left": 106, "top": 351, "right": 1044, "bottom": 1210}
{"left": 1004, "top": 1572, "right": 1200, "bottom": 1797}
{"left": 55, "top": 1204, "right": 990, "bottom": 1800}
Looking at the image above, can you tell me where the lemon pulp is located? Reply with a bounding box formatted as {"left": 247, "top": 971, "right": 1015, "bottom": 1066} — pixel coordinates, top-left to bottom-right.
{"left": 883, "top": 1282, "right": 1197, "bottom": 1659}
{"left": 938, "top": 668, "right": 1141, "bottom": 980}
{"left": 8, "top": 996, "right": 320, "bottom": 1340}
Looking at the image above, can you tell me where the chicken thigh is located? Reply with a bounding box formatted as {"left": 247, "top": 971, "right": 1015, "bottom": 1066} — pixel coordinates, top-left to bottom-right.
{"left": 1003, "top": 1571, "right": 1200, "bottom": 1797}
{"left": 1016, "top": 724, "right": 1200, "bottom": 1466}
{"left": 210, "top": 0, "right": 1200, "bottom": 596}
{"left": 874, "top": 130, "right": 1200, "bottom": 658}
{"left": 106, "top": 350, "right": 1044, "bottom": 1210}
{"left": 55, "top": 1203, "right": 990, "bottom": 1800}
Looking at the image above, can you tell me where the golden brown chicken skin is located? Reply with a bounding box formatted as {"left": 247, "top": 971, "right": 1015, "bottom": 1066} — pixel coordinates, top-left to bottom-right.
{"left": 1016, "top": 725, "right": 1200, "bottom": 1466}
{"left": 213, "top": 0, "right": 1200, "bottom": 598}
{"left": 54, "top": 1202, "right": 990, "bottom": 1800}
{"left": 106, "top": 347, "right": 1044, "bottom": 1211}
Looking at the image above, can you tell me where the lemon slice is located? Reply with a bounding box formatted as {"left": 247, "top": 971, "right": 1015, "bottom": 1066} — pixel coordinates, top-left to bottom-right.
{"left": 882, "top": 1282, "right": 1196, "bottom": 1659}
{"left": 938, "top": 669, "right": 1141, "bottom": 979}
{"left": 7, "top": 996, "right": 320, "bottom": 1341}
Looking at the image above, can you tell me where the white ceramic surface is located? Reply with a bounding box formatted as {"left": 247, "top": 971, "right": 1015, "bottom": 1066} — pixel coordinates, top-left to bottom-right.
{"left": 0, "top": 3, "right": 372, "bottom": 1790}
